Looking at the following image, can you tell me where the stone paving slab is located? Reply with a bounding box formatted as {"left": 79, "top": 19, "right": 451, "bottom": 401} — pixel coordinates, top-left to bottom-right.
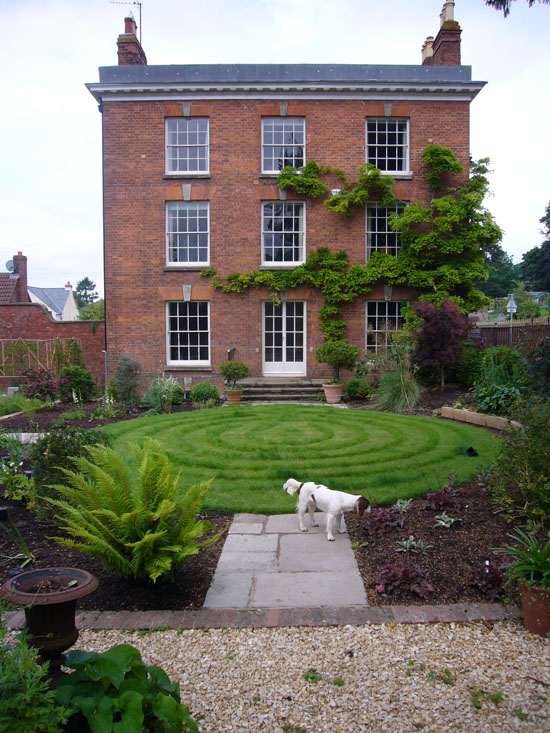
{"left": 222, "top": 533, "right": 278, "bottom": 552}
{"left": 203, "top": 570, "right": 255, "bottom": 609}
{"left": 215, "top": 550, "right": 277, "bottom": 573}
{"left": 278, "top": 533, "right": 356, "bottom": 572}
{"left": 252, "top": 570, "right": 368, "bottom": 607}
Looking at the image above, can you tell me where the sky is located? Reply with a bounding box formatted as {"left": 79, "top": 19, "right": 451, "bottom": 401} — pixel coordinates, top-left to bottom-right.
{"left": 1, "top": 0, "right": 549, "bottom": 298}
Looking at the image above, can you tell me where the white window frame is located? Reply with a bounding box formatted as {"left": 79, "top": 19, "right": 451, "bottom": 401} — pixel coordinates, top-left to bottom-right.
{"left": 166, "top": 301, "right": 210, "bottom": 366}
{"left": 262, "top": 117, "right": 305, "bottom": 173}
{"left": 365, "top": 301, "right": 407, "bottom": 353}
{"left": 366, "top": 202, "right": 407, "bottom": 260}
{"left": 166, "top": 201, "right": 210, "bottom": 266}
{"left": 261, "top": 201, "right": 305, "bottom": 267}
{"left": 366, "top": 118, "right": 410, "bottom": 176}
{"left": 165, "top": 118, "right": 209, "bottom": 174}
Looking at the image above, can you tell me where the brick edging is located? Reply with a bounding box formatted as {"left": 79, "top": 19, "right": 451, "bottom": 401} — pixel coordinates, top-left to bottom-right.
{"left": 2, "top": 603, "right": 522, "bottom": 632}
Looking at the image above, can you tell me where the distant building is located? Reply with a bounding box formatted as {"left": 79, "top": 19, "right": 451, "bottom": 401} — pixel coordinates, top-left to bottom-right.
{"left": 28, "top": 283, "right": 79, "bottom": 321}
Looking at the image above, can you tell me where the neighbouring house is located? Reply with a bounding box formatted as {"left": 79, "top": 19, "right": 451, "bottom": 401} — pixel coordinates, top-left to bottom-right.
{"left": 87, "top": 2, "right": 485, "bottom": 389}
{"left": 28, "top": 283, "right": 79, "bottom": 321}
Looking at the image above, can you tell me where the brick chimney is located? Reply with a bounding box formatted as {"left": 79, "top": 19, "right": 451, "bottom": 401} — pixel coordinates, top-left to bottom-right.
{"left": 13, "top": 251, "right": 30, "bottom": 303}
{"left": 422, "top": 1, "right": 461, "bottom": 66}
{"left": 117, "top": 14, "right": 147, "bottom": 66}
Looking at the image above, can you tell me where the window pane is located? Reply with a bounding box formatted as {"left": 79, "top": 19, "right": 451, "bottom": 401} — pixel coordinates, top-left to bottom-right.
{"left": 166, "top": 118, "right": 209, "bottom": 173}
{"left": 167, "top": 301, "right": 210, "bottom": 363}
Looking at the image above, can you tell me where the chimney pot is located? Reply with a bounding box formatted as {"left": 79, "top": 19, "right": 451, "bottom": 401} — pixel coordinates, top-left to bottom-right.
{"left": 422, "top": 36, "right": 434, "bottom": 64}
{"left": 65, "top": 282, "right": 73, "bottom": 290}
{"left": 124, "top": 15, "right": 137, "bottom": 35}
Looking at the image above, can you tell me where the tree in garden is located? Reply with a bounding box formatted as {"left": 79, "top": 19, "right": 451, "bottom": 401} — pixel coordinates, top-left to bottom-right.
{"left": 413, "top": 300, "right": 470, "bottom": 388}
{"left": 484, "top": 0, "right": 549, "bottom": 16}
{"left": 75, "top": 277, "right": 98, "bottom": 308}
{"left": 391, "top": 157, "right": 503, "bottom": 314}
{"left": 513, "top": 282, "right": 541, "bottom": 319}
{"left": 520, "top": 201, "right": 550, "bottom": 291}
{"left": 78, "top": 299, "right": 105, "bottom": 320}
{"left": 478, "top": 244, "right": 520, "bottom": 298}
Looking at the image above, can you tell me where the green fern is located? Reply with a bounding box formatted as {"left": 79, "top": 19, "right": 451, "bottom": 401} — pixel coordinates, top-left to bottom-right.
{"left": 46, "top": 438, "right": 224, "bottom": 582}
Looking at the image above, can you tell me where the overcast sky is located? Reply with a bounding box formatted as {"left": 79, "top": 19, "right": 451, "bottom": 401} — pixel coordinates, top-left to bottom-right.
{"left": 1, "top": 0, "right": 549, "bottom": 297}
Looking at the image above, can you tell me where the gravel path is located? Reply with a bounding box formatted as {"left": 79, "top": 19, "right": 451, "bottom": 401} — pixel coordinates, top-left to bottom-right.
{"left": 75, "top": 621, "right": 549, "bottom": 731}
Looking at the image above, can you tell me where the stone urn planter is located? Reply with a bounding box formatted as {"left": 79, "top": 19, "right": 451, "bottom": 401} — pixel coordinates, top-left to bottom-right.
{"left": 225, "top": 389, "right": 244, "bottom": 405}
{"left": 1, "top": 567, "right": 98, "bottom": 677}
{"left": 518, "top": 583, "right": 550, "bottom": 638}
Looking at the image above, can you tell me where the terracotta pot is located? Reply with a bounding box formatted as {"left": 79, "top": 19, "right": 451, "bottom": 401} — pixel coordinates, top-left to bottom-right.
{"left": 225, "top": 390, "right": 243, "bottom": 405}
{"left": 518, "top": 583, "right": 550, "bottom": 637}
{"left": 1, "top": 567, "right": 98, "bottom": 677}
{"left": 322, "top": 383, "right": 343, "bottom": 404}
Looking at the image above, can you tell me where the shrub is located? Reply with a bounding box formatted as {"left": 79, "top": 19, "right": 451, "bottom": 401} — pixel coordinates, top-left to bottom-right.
{"left": 47, "top": 438, "right": 224, "bottom": 582}
{"left": 487, "top": 398, "right": 550, "bottom": 522}
{"left": 58, "top": 365, "right": 96, "bottom": 403}
{"left": 371, "top": 344, "right": 421, "bottom": 411}
{"left": 345, "top": 377, "right": 373, "bottom": 400}
{"left": 55, "top": 644, "right": 197, "bottom": 733}
{"left": 446, "top": 341, "right": 485, "bottom": 387}
{"left": 469, "top": 560, "right": 506, "bottom": 601}
{"left": 111, "top": 355, "right": 142, "bottom": 407}
{"left": 471, "top": 383, "right": 521, "bottom": 416}
{"left": 143, "top": 375, "right": 185, "bottom": 413}
{"left": 190, "top": 382, "right": 220, "bottom": 406}
{"left": 21, "top": 369, "right": 58, "bottom": 401}
{"left": 31, "top": 427, "right": 111, "bottom": 521}
{"left": 0, "top": 433, "right": 35, "bottom": 508}
{"left": 219, "top": 360, "right": 250, "bottom": 390}
{"left": 524, "top": 336, "right": 550, "bottom": 399}
{"left": 315, "top": 340, "right": 358, "bottom": 383}
{"left": 0, "top": 625, "right": 68, "bottom": 732}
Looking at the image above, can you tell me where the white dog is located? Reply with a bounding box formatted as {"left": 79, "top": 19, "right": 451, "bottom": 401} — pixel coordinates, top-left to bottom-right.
{"left": 283, "top": 478, "right": 370, "bottom": 541}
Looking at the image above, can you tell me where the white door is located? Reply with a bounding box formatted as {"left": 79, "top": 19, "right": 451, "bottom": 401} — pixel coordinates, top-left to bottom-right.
{"left": 263, "top": 301, "right": 306, "bottom": 376}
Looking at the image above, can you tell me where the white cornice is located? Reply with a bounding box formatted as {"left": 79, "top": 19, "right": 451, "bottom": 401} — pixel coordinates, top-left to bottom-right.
{"left": 87, "top": 81, "right": 485, "bottom": 104}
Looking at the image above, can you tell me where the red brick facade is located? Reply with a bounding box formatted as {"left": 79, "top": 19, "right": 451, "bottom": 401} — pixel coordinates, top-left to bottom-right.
{"left": 89, "top": 6, "right": 483, "bottom": 389}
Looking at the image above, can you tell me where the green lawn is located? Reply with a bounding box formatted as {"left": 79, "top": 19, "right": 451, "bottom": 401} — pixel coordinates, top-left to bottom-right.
{"left": 103, "top": 405, "right": 500, "bottom": 514}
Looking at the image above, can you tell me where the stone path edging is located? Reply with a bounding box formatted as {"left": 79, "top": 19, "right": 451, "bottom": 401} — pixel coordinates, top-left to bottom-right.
{"left": 3, "top": 602, "right": 521, "bottom": 632}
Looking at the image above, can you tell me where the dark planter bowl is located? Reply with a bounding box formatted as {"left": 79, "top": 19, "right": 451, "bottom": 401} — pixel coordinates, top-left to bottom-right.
{"left": 1, "top": 567, "right": 98, "bottom": 676}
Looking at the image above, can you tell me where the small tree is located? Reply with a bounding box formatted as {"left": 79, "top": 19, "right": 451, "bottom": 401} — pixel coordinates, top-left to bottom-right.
{"left": 413, "top": 300, "right": 470, "bottom": 388}
{"left": 315, "top": 340, "right": 358, "bottom": 382}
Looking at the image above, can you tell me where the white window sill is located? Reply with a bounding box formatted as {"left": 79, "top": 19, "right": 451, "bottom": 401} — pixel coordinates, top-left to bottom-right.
{"left": 163, "top": 173, "right": 211, "bottom": 179}
{"left": 382, "top": 172, "right": 412, "bottom": 180}
{"left": 259, "top": 263, "right": 304, "bottom": 270}
{"left": 165, "top": 364, "right": 212, "bottom": 371}
{"left": 259, "top": 173, "right": 281, "bottom": 179}
{"left": 164, "top": 265, "right": 210, "bottom": 271}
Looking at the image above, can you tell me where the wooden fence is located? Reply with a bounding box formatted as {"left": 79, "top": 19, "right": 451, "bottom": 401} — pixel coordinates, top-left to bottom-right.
{"left": 472, "top": 317, "right": 550, "bottom": 348}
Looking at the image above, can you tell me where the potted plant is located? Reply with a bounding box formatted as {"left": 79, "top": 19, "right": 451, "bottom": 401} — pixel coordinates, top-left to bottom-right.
{"left": 494, "top": 525, "right": 550, "bottom": 637}
{"left": 219, "top": 360, "right": 250, "bottom": 405}
{"left": 1, "top": 567, "right": 98, "bottom": 679}
{"left": 315, "top": 340, "right": 358, "bottom": 404}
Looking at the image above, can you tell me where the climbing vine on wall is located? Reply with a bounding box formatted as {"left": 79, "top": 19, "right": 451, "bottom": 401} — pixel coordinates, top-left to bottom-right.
{"left": 201, "top": 147, "right": 501, "bottom": 343}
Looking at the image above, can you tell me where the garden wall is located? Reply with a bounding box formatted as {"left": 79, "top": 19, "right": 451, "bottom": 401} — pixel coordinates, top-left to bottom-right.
{"left": 0, "top": 303, "right": 105, "bottom": 390}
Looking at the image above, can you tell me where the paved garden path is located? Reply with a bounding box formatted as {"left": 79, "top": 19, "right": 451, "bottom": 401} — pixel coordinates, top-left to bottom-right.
{"left": 204, "top": 513, "right": 367, "bottom": 609}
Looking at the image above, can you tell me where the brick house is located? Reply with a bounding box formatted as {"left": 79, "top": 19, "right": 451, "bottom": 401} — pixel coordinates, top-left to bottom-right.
{"left": 87, "top": 2, "right": 485, "bottom": 390}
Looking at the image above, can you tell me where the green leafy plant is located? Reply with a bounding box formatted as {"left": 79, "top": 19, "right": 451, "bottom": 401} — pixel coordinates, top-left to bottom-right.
{"left": 58, "top": 365, "right": 97, "bottom": 403}
{"left": 0, "top": 624, "right": 68, "bottom": 732}
{"left": 395, "top": 498, "right": 412, "bottom": 513}
{"left": 0, "top": 506, "right": 35, "bottom": 567}
{"left": 494, "top": 525, "right": 550, "bottom": 589}
{"left": 396, "top": 535, "right": 433, "bottom": 555}
{"left": 90, "top": 392, "right": 119, "bottom": 420}
{"left": 422, "top": 143, "right": 463, "bottom": 190}
{"left": 111, "top": 354, "right": 142, "bottom": 408}
{"left": 47, "top": 438, "right": 224, "bottom": 582}
{"left": 471, "top": 383, "right": 521, "bottom": 416}
{"left": 31, "top": 426, "right": 111, "bottom": 521}
{"left": 190, "top": 381, "right": 220, "bottom": 406}
{"left": 371, "top": 343, "right": 422, "bottom": 411}
{"left": 434, "top": 512, "right": 462, "bottom": 528}
{"left": 429, "top": 668, "right": 455, "bottom": 686}
{"left": 302, "top": 668, "right": 322, "bottom": 683}
{"left": 345, "top": 376, "right": 373, "bottom": 400}
{"left": 55, "top": 643, "right": 197, "bottom": 733}
{"left": 144, "top": 375, "right": 185, "bottom": 414}
{"left": 486, "top": 398, "right": 550, "bottom": 522}
{"left": 0, "top": 391, "right": 48, "bottom": 417}
{"left": 219, "top": 360, "right": 250, "bottom": 390}
{"left": 315, "top": 340, "right": 358, "bottom": 383}
{"left": 0, "top": 432, "right": 35, "bottom": 507}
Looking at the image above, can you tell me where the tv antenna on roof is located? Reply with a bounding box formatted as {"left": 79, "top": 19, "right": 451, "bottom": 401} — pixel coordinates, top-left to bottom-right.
{"left": 110, "top": 1, "right": 143, "bottom": 45}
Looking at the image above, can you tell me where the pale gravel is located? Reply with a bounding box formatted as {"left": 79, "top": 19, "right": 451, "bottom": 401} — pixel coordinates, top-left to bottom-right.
{"left": 73, "top": 621, "right": 550, "bottom": 732}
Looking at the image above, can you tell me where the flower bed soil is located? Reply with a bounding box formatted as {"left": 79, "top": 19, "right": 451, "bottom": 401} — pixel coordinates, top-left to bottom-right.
{"left": 1, "top": 386, "right": 515, "bottom": 611}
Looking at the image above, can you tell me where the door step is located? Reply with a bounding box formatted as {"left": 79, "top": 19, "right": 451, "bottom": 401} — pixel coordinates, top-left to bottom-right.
{"left": 239, "top": 378, "right": 325, "bottom": 403}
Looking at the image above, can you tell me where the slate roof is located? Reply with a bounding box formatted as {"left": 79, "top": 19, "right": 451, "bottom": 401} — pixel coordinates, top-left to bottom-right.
{"left": 0, "top": 273, "right": 19, "bottom": 304}
{"left": 97, "top": 63, "right": 475, "bottom": 85}
{"left": 27, "top": 286, "right": 69, "bottom": 316}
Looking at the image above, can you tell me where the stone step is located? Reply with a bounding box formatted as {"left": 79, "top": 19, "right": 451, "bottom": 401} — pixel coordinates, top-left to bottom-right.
{"left": 239, "top": 379, "right": 325, "bottom": 402}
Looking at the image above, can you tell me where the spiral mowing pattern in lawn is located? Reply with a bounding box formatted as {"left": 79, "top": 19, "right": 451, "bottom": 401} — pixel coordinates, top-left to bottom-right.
{"left": 105, "top": 405, "right": 499, "bottom": 513}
